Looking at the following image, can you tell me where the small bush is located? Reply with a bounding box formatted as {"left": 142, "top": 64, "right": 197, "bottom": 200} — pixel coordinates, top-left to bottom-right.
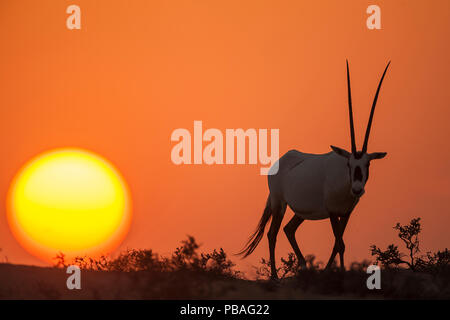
{"left": 54, "top": 236, "right": 239, "bottom": 278}
{"left": 371, "top": 218, "right": 449, "bottom": 273}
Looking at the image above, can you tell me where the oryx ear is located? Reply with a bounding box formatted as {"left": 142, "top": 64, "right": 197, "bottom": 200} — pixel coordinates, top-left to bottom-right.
{"left": 369, "top": 152, "right": 387, "bottom": 160}
{"left": 330, "top": 145, "right": 351, "bottom": 158}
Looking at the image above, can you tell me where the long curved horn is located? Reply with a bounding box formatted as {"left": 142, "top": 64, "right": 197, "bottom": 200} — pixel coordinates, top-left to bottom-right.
{"left": 362, "top": 61, "right": 390, "bottom": 153}
{"left": 346, "top": 60, "right": 356, "bottom": 154}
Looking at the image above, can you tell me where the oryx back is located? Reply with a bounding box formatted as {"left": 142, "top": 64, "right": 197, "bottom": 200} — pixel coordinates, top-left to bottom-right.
{"left": 268, "top": 150, "right": 356, "bottom": 220}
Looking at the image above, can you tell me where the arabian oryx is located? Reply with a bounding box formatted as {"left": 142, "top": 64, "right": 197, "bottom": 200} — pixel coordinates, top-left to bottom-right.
{"left": 239, "top": 61, "right": 390, "bottom": 279}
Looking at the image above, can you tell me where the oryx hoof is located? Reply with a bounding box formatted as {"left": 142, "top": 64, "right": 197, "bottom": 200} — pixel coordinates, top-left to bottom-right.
{"left": 298, "top": 259, "right": 307, "bottom": 270}
{"left": 269, "top": 277, "right": 281, "bottom": 287}
{"left": 324, "top": 261, "right": 336, "bottom": 272}
{"left": 270, "top": 274, "right": 279, "bottom": 281}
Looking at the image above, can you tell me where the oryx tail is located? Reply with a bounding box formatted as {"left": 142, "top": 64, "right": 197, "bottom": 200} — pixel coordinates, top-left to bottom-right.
{"left": 238, "top": 196, "right": 272, "bottom": 257}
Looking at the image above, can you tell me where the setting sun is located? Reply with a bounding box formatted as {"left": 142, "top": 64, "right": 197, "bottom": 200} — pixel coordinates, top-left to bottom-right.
{"left": 6, "top": 148, "right": 131, "bottom": 263}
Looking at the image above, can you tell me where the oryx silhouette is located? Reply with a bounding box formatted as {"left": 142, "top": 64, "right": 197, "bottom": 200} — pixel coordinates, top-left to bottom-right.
{"left": 239, "top": 61, "right": 390, "bottom": 279}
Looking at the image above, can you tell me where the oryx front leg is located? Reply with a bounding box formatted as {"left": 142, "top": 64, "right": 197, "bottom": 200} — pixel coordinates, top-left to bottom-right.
{"left": 325, "top": 214, "right": 349, "bottom": 271}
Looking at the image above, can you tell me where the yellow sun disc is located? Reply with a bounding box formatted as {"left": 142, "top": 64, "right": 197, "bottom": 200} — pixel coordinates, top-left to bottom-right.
{"left": 7, "top": 148, "right": 132, "bottom": 264}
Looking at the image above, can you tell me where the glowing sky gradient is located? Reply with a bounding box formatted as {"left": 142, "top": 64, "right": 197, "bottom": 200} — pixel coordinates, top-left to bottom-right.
{"left": 0, "top": 1, "right": 449, "bottom": 275}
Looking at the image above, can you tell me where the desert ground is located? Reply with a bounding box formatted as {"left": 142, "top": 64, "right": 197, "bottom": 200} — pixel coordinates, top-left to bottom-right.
{"left": 0, "top": 262, "right": 448, "bottom": 300}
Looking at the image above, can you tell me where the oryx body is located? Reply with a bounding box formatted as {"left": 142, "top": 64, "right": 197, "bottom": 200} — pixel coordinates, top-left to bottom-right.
{"left": 269, "top": 150, "right": 357, "bottom": 221}
{"left": 239, "top": 61, "right": 390, "bottom": 279}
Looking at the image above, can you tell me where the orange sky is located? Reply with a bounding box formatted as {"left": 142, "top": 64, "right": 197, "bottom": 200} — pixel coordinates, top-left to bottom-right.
{"left": 0, "top": 0, "right": 449, "bottom": 275}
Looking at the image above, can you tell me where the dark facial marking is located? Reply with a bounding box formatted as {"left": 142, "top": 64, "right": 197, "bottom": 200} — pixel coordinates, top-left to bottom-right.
{"left": 354, "top": 166, "right": 363, "bottom": 182}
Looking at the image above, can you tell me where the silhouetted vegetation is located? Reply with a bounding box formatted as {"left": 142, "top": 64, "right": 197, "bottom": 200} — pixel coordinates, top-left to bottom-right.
{"left": 255, "top": 254, "right": 323, "bottom": 280}
{"left": 254, "top": 253, "right": 378, "bottom": 297}
{"left": 1, "top": 219, "right": 448, "bottom": 299}
{"left": 249, "top": 218, "right": 450, "bottom": 299}
{"left": 54, "top": 235, "right": 240, "bottom": 279}
{"left": 370, "top": 218, "right": 449, "bottom": 273}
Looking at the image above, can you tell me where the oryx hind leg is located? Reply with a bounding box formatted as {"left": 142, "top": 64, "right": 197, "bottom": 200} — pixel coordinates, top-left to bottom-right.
{"left": 283, "top": 215, "right": 307, "bottom": 268}
{"left": 267, "top": 200, "right": 287, "bottom": 280}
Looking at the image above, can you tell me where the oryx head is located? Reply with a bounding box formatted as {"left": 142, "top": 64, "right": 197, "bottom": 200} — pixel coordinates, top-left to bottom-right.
{"left": 331, "top": 61, "right": 390, "bottom": 198}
